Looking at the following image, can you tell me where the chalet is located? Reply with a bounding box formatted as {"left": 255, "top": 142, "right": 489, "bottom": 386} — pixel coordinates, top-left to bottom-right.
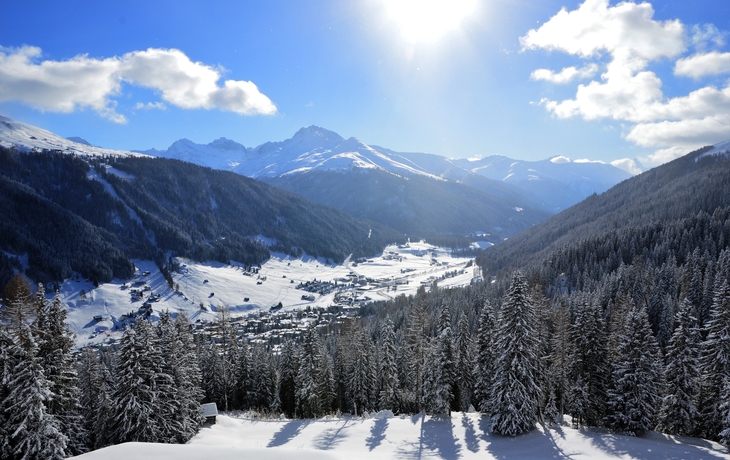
{"left": 202, "top": 403, "right": 218, "bottom": 424}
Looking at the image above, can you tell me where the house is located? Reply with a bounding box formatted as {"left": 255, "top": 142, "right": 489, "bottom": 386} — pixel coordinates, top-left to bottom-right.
{"left": 202, "top": 403, "right": 218, "bottom": 424}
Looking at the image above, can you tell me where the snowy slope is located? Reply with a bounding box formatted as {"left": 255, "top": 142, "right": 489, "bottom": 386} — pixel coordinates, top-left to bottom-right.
{"left": 699, "top": 139, "right": 730, "bottom": 159}
{"left": 71, "top": 413, "right": 730, "bottom": 460}
{"left": 0, "top": 115, "right": 144, "bottom": 157}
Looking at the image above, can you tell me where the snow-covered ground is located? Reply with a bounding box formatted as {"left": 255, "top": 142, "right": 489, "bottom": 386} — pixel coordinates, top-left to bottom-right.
{"left": 71, "top": 413, "right": 730, "bottom": 460}
{"left": 59, "top": 241, "right": 480, "bottom": 347}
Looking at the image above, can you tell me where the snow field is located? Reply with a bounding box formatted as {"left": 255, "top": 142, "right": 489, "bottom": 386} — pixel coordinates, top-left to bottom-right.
{"left": 72, "top": 413, "right": 730, "bottom": 460}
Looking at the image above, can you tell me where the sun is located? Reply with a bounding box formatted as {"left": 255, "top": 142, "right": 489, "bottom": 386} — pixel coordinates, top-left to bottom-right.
{"left": 381, "top": 0, "right": 477, "bottom": 44}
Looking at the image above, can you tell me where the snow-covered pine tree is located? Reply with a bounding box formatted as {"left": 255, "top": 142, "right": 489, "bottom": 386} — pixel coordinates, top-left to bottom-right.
{"left": 455, "top": 315, "right": 474, "bottom": 412}
{"left": 547, "top": 300, "right": 573, "bottom": 424}
{"left": 108, "top": 320, "right": 159, "bottom": 444}
{"left": 296, "top": 324, "right": 334, "bottom": 418}
{"left": 248, "top": 344, "right": 277, "bottom": 412}
{"left": 657, "top": 298, "right": 701, "bottom": 436}
{"left": 4, "top": 322, "right": 67, "bottom": 460}
{"left": 698, "top": 280, "right": 730, "bottom": 439}
{"left": 438, "top": 305, "right": 455, "bottom": 413}
{"left": 35, "top": 291, "right": 88, "bottom": 455}
{"left": 719, "top": 378, "right": 730, "bottom": 449}
{"left": 154, "top": 312, "right": 185, "bottom": 443}
{"left": 233, "top": 339, "right": 250, "bottom": 410}
{"left": 347, "top": 329, "right": 376, "bottom": 415}
{"left": 0, "top": 327, "right": 19, "bottom": 458}
{"left": 172, "top": 313, "right": 204, "bottom": 441}
{"left": 474, "top": 300, "right": 496, "bottom": 414}
{"left": 569, "top": 294, "right": 608, "bottom": 427}
{"left": 489, "top": 271, "right": 541, "bottom": 436}
{"left": 200, "top": 341, "right": 227, "bottom": 409}
{"left": 378, "top": 318, "right": 400, "bottom": 412}
{"left": 604, "top": 307, "right": 663, "bottom": 436}
{"left": 278, "top": 339, "right": 299, "bottom": 418}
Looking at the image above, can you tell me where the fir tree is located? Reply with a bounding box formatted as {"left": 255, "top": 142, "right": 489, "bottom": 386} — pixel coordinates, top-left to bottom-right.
{"left": 604, "top": 307, "right": 663, "bottom": 436}
{"left": 489, "top": 272, "right": 541, "bottom": 436}
{"left": 698, "top": 280, "right": 730, "bottom": 439}
{"left": 474, "top": 300, "right": 496, "bottom": 414}
{"left": 35, "top": 291, "right": 88, "bottom": 455}
{"left": 278, "top": 340, "right": 299, "bottom": 418}
{"left": 569, "top": 294, "right": 608, "bottom": 427}
{"left": 4, "top": 323, "right": 67, "bottom": 460}
{"left": 108, "top": 321, "right": 159, "bottom": 443}
{"left": 658, "top": 298, "right": 701, "bottom": 436}
{"left": 378, "top": 318, "right": 400, "bottom": 412}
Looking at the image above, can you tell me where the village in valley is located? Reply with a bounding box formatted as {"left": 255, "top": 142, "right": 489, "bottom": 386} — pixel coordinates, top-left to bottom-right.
{"left": 59, "top": 240, "right": 483, "bottom": 349}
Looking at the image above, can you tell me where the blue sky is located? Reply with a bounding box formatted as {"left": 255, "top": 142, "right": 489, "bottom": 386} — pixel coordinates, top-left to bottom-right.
{"left": 1, "top": 0, "right": 729, "bottom": 171}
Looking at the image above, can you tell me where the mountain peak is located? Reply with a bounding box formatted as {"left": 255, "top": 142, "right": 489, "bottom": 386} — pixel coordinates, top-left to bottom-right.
{"left": 292, "top": 125, "right": 344, "bottom": 143}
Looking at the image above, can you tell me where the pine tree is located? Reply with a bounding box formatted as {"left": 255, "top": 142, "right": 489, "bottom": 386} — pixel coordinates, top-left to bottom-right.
{"left": 172, "top": 313, "right": 204, "bottom": 440}
{"left": 108, "top": 320, "right": 159, "bottom": 443}
{"left": 474, "top": 300, "right": 496, "bottom": 413}
{"left": 569, "top": 294, "right": 608, "bottom": 427}
{"left": 455, "top": 315, "right": 474, "bottom": 412}
{"left": 490, "top": 272, "right": 541, "bottom": 436}
{"left": 278, "top": 340, "right": 299, "bottom": 418}
{"left": 233, "top": 340, "right": 250, "bottom": 410}
{"left": 248, "top": 344, "right": 276, "bottom": 411}
{"left": 719, "top": 378, "right": 730, "bottom": 449}
{"left": 698, "top": 280, "right": 730, "bottom": 439}
{"left": 35, "top": 291, "right": 88, "bottom": 455}
{"left": 347, "top": 330, "right": 376, "bottom": 415}
{"left": 4, "top": 323, "right": 67, "bottom": 460}
{"left": 296, "top": 324, "right": 333, "bottom": 418}
{"left": 657, "top": 298, "right": 701, "bottom": 436}
{"left": 604, "top": 307, "right": 663, "bottom": 436}
{"left": 378, "top": 318, "right": 400, "bottom": 412}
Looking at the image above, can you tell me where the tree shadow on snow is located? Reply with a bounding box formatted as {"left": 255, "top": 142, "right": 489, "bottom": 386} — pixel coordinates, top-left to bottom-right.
{"left": 485, "top": 425, "right": 572, "bottom": 460}
{"left": 461, "top": 413, "right": 480, "bottom": 453}
{"left": 421, "top": 415, "right": 461, "bottom": 459}
{"left": 311, "top": 419, "right": 352, "bottom": 450}
{"left": 588, "top": 430, "right": 730, "bottom": 460}
{"left": 395, "top": 414, "right": 460, "bottom": 460}
{"left": 366, "top": 417, "right": 388, "bottom": 451}
{"left": 267, "top": 419, "right": 310, "bottom": 447}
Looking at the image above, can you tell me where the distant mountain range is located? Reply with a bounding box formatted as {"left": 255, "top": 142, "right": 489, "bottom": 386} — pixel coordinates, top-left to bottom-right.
{"left": 139, "top": 125, "right": 634, "bottom": 213}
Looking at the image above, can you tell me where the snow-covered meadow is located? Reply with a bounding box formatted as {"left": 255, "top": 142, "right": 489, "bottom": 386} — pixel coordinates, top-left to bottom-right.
{"left": 72, "top": 413, "right": 730, "bottom": 460}
{"left": 58, "top": 241, "right": 479, "bottom": 347}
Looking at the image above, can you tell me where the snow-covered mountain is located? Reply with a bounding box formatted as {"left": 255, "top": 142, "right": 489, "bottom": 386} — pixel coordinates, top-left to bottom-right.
{"left": 0, "top": 115, "right": 143, "bottom": 157}
{"left": 454, "top": 155, "right": 634, "bottom": 211}
{"left": 141, "top": 137, "right": 252, "bottom": 171}
{"left": 143, "top": 125, "right": 634, "bottom": 212}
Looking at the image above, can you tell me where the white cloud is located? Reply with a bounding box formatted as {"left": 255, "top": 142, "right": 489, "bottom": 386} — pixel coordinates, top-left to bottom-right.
{"left": 530, "top": 64, "right": 598, "bottom": 84}
{"left": 573, "top": 158, "right": 605, "bottom": 164}
{"left": 520, "top": 0, "right": 684, "bottom": 61}
{"left": 610, "top": 158, "right": 642, "bottom": 175}
{"left": 522, "top": 0, "right": 730, "bottom": 168}
{"left": 0, "top": 46, "right": 277, "bottom": 123}
{"left": 692, "top": 24, "right": 726, "bottom": 50}
{"left": 675, "top": 51, "right": 730, "bottom": 79}
{"left": 134, "top": 102, "right": 167, "bottom": 111}
{"left": 549, "top": 155, "right": 571, "bottom": 163}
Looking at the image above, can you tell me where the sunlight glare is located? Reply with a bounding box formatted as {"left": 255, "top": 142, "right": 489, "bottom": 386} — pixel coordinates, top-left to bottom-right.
{"left": 382, "top": 0, "right": 477, "bottom": 43}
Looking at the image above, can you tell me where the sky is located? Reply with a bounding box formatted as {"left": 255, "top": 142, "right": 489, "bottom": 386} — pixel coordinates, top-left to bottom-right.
{"left": 1, "top": 0, "right": 729, "bottom": 172}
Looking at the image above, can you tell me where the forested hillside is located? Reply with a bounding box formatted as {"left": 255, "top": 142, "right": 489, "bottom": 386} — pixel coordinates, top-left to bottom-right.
{"left": 265, "top": 168, "right": 549, "bottom": 238}
{"left": 475, "top": 146, "right": 728, "bottom": 276}
{"left": 0, "top": 147, "right": 403, "bottom": 287}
